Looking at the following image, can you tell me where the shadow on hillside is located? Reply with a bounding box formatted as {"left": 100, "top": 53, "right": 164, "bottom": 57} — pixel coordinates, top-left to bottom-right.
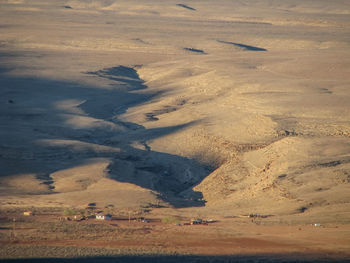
{"left": 0, "top": 52, "right": 210, "bottom": 207}
{"left": 217, "top": 40, "right": 267, "bottom": 51}
{"left": 176, "top": 3, "right": 196, "bottom": 11}
{"left": 1, "top": 254, "right": 348, "bottom": 263}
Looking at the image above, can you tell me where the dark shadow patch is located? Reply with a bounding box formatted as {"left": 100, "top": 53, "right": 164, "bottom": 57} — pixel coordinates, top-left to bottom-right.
{"left": 106, "top": 121, "right": 207, "bottom": 207}
{"left": 36, "top": 173, "right": 55, "bottom": 190}
{"left": 176, "top": 4, "right": 196, "bottom": 11}
{"left": 278, "top": 174, "right": 287, "bottom": 179}
{"left": 62, "top": 5, "right": 72, "bottom": 9}
{"left": 145, "top": 105, "right": 177, "bottom": 121}
{"left": 217, "top": 40, "right": 267, "bottom": 51}
{"left": 229, "top": 21, "right": 272, "bottom": 26}
{"left": 86, "top": 66, "right": 147, "bottom": 91}
{"left": 319, "top": 160, "right": 342, "bottom": 167}
{"left": 136, "top": 165, "right": 164, "bottom": 173}
{"left": 0, "top": 66, "right": 12, "bottom": 74}
{"left": 184, "top": 48, "right": 206, "bottom": 54}
{"left": 131, "top": 38, "right": 150, "bottom": 45}
{"left": 316, "top": 187, "right": 329, "bottom": 192}
{"left": 145, "top": 113, "right": 159, "bottom": 121}
{"left": 278, "top": 129, "right": 298, "bottom": 137}
{"left": 1, "top": 253, "right": 349, "bottom": 263}
{"left": 298, "top": 206, "right": 308, "bottom": 213}
{"left": 0, "top": 57, "right": 210, "bottom": 208}
{"left": 319, "top": 88, "right": 332, "bottom": 94}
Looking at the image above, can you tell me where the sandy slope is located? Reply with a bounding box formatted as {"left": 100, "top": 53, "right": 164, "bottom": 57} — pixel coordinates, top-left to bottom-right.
{"left": 0, "top": 0, "right": 349, "bottom": 224}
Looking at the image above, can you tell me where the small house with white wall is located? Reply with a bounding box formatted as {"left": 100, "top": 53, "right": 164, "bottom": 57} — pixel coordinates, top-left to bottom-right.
{"left": 96, "top": 213, "right": 112, "bottom": 220}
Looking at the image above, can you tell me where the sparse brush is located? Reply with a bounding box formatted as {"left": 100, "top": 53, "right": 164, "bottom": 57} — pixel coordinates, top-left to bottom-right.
{"left": 63, "top": 208, "right": 77, "bottom": 216}
{"left": 161, "top": 217, "right": 180, "bottom": 224}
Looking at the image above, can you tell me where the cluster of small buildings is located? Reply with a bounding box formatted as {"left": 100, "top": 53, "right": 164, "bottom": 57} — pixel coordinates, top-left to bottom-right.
{"left": 66, "top": 213, "right": 113, "bottom": 221}
{"left": 190, "top": 218, "right": 203, "bottom": 225}
{"left": 22, "top": 209, "right": 216, "bottom": 226}
{"left": 181, "top": 218, "right": 216, "bottom": 226}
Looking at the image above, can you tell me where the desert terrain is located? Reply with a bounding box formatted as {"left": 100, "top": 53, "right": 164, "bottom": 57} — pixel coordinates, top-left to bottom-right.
{"left": 0, "top": 0, "right": 350, "bottom": 261}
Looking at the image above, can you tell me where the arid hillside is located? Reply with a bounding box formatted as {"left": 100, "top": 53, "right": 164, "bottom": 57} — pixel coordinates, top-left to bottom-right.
{"left": 0, "top": 0, "right": 349, "bottom": 224}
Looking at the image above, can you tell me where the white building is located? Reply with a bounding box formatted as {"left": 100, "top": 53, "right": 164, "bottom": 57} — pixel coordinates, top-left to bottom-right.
{"left": 96, "top": 214, "right": 112, "bottom": 220}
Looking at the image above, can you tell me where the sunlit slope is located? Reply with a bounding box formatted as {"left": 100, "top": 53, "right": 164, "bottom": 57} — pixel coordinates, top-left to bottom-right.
{"left": 0, "top": 0, "right": 349, "bottom": 220}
